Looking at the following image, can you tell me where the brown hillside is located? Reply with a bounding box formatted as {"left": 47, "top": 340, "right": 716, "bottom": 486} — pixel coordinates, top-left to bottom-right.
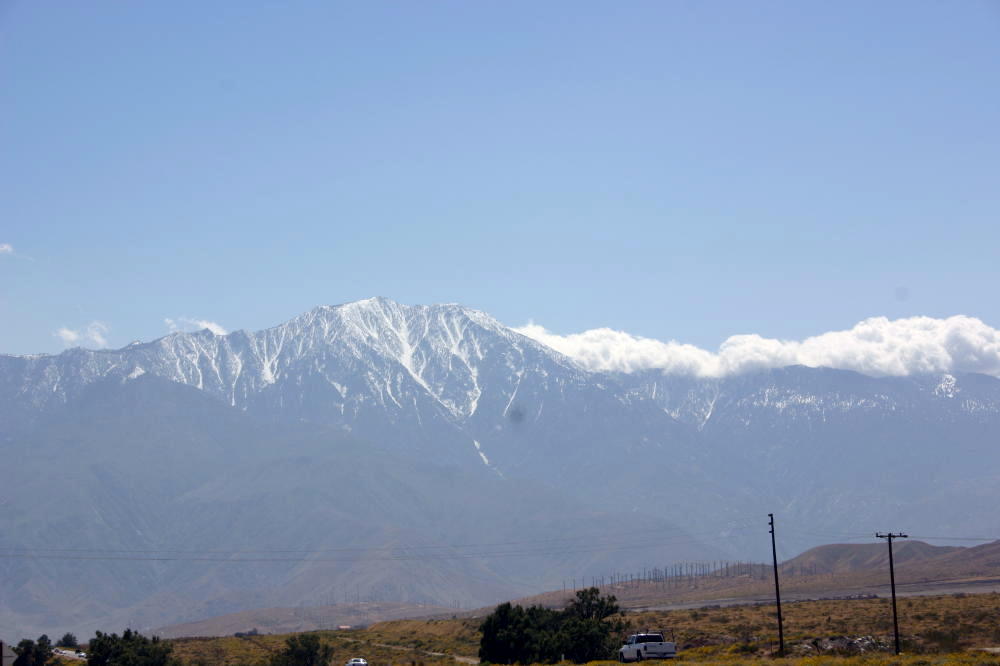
{"left": 781, "top": 540, "right": 961, "bottom": 575}
{"left": 896, "top": 540, "right": 1000, "bottom": 582}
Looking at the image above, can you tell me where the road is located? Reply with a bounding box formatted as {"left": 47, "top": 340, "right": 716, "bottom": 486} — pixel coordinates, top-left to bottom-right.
{"left": 52, "top": 648, "right": 85, "bottom": 661}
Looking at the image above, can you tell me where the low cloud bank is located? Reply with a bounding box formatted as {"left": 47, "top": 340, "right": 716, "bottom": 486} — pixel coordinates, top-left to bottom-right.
{"left": 514, "top": 315, "right": 1000, "bottom": 378}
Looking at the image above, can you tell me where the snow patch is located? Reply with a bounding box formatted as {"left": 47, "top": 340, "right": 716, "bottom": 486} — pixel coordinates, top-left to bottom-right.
{"left": 934, "top": 374, "right": 959, "bottom": 398}
{"left": 473, "top": 439, "right": 490, "bottom": 465}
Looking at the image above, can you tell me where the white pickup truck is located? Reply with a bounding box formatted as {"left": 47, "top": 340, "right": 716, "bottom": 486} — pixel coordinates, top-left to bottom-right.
{"left": 618, "top": 632, "right": 677, "bottom": 661}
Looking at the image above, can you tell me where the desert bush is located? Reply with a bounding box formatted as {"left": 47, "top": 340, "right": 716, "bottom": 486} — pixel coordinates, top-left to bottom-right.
{"left": 268, "top": 633, "right": 333, "bottom": 666}
{"left": 921, "top": 628, "right": 963, "bottom": 652}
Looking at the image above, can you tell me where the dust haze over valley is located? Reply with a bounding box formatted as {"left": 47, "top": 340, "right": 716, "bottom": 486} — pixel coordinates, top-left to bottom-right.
{"left": 3, "top": 298, "right": 1000, "bottom": 637}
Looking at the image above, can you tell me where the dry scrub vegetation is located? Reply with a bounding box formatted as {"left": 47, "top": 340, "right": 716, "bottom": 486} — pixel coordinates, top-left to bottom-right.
{"left": 628, "top": 592, "right": 1000, "bottom": 657}
{"left": 169, "top": 628, "right": 463, "bottom": 666}
{"left": 166, "top": 592, "right": 1000, "bottom": 664}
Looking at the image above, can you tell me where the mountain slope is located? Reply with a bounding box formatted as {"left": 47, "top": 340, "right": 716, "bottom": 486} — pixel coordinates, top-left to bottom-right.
{"left": 0, "top": 372, "right": 709, "bottom": 637}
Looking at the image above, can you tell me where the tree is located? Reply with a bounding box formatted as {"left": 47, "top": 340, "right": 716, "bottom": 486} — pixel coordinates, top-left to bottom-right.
{"left": 57, "top": 633, "right": 78, "bottom": 649}
{"left": 480, "top": 602, "right": 522, "bottom": 664}
{"left": 561, "top": 589, "right": 626, "bottom": 663}
{"left": 479, "top": 589, "right": 625, "bottom": 664}
{"left": 268, "top": 633, "right": 334, "bottom": 666}
{"left": 565, "top": 587, "right": 619, "bottom": 621}
{"left": 12, "top": 635, "right": 53, "bottom": 666}
{"left": 479, "top": 602, "right": 563, "bottom": 664}
{"left": 86, "top": 628, "right": 179, "bottom": 666}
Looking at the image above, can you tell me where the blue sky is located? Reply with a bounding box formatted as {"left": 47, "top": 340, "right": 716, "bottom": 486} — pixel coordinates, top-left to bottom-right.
{"left": 2, "top": 1, "right": 998, "bottom": 355}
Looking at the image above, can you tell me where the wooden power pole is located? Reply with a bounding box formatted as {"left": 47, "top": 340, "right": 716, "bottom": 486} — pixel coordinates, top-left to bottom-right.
{"left": 769, "top": 513, "right": 784, "bottom": 657}
{"left": 876, "top": 532, "right": 908, "bottom": 655}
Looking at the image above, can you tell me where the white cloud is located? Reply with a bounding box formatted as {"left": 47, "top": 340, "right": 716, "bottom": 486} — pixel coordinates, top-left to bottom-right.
{"left": 86, "top": 321, "right": 110, "bottom": 348}
{"left": 54, "top": 321, "right": 110, "bottom": 349}
{"left": 55, "top": 327, "right": 79, "bottom": 346}
{"left": 513, "top": 315, "right": 1000, "bottom": 378}
{"left": 165, "top": 317, "right": 227, "bottom": 336}
{"left": 0, "top": 243, "right": 13, "bottom": 254}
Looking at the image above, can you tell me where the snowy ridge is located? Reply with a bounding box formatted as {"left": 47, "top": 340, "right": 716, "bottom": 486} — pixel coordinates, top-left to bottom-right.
{"left": 617, "top": 367, "right": 1000, "bottom": 432}
{"left": 0, "top": 297, "right": 585, "bottom": 425}
{"left": 3, "top": 300, "right": 999, "bottom": 447}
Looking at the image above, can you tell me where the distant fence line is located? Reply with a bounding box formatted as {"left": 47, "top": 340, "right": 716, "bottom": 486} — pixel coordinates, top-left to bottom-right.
{"left": 561, "top": 559, "right": 826, "bottom": 593}
{"left": 305, "top": 561, "right": 832, "bottom": 610}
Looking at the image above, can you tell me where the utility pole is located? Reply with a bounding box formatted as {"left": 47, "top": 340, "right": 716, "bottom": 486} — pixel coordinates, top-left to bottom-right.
{"left": 876, "top": 532, "right": 908, "bottom": 655}
{"left": 768, "top": 513, "right": 784, "bottom": 657}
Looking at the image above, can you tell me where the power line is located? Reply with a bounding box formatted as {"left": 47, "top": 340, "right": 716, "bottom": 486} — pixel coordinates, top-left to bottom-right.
{"left": 783, "top": 529, "right": 1000, "bottom": 544}
{"left": 0, "top": 528, "right": 759, "bottom": 559}
{"left": 906, "top": 535, "right": 1000, "bottom": 542}
{"left": 21, "top": 519, "right": 990, "bottom": 568}
{"left": 0, "top": 527, "right": 759, "bottom": 557}
{"left": 791, "top": 531, "right": 874, "bottom": 540}
{"left": 4, "top": 525, "right": 988, "bottom": 565}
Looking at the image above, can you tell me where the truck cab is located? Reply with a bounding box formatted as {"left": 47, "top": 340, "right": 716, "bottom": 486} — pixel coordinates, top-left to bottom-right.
{"left": 618, "top": 632, "right": 677, "bottom": 661}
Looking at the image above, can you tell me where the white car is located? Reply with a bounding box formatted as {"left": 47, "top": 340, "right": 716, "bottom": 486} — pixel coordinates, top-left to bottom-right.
{"left": 346, "top": 659, "right": 367, "bottom": 666}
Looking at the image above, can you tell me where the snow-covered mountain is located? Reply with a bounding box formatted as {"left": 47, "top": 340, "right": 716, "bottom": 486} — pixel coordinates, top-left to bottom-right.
{"left": 5, "top": 297, "right": 1000, "bottom": 522}
{"left": 5, "top": 297, "right": 569, "bottom": 419}
{"left": 5, "top": 297, "right": 1000, "bottom": 523}
{"left": 2, "top": 298, "right": 696, "bottom": 482}
{"left": 3, "top": 297, "right": 1000, "bottom": 636}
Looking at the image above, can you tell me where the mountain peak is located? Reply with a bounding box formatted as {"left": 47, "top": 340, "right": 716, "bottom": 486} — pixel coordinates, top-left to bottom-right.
{"left": 1, "top": 300, "right": 570, "bottom": 423}
{"left": 291, "top": 298, "right": 510, "bottom": 344}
